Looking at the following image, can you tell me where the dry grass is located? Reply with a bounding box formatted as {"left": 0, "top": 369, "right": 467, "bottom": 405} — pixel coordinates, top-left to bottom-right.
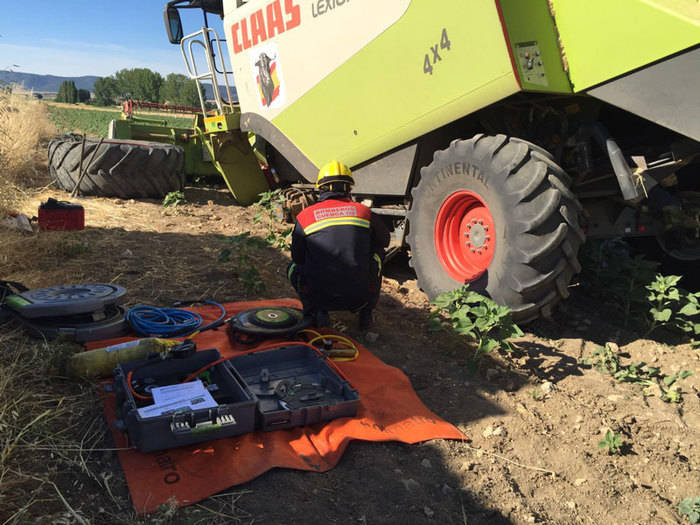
{"left": 0, "top": 86, "right": 55, "bottom": 215}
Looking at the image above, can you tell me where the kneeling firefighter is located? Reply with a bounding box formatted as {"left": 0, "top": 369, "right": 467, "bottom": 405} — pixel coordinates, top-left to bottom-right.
{"left": 287, "top": 161, "right": 390, "bottom": 330}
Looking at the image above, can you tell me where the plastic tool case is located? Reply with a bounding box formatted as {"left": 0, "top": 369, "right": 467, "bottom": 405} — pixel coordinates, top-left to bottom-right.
{"left": 114, "top": 345, "right": 360, "bottom": 452}
{"left": 114, "top": 349, "right": 256, "bottom": 452}
{"left": 227, "top": 344, "right": 360, "bottom": 431}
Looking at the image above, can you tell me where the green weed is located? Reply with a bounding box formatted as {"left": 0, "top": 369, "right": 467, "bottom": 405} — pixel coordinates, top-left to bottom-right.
{"left": 218, "top": 233, "right": 267, "bottom": 294}
{"left": 163, "top": 191, "right": 187, "bottom": 208}
{"left": 645, "top": 274, "right": 700, "bottom": 345}
{"left": 428, "top": 284, "right": 523, "bottom": 365}
{"left": 254, "top": 189, "right": 291, "bottom": 249}
{"left": 162, "top": 190, "right": 187, "bottom": 208}
{"left": 679, "top": 497, "right": 700, "bottom": 524}
{"left": 580, "top": 241, "right": 658, "bottom": 327}
{"left": 582, "top": 343, "right": 694, "bottom": 403}
{"left": 598, "top": 429, "right": 624, "bottom": 455}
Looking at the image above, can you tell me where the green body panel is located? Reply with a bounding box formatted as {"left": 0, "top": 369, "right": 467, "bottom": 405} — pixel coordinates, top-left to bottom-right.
{"left": 204, "top": 113, "right": 241, "bottom": 133}
{"left": 272, "top": 0, "right": 519, "bottom": 169}
{"left": 551, "top": 0, "right": 700, "bottom": 91}
{"left": 109, "top": 118, "right": 219, "bottom": 176}
{"left": 197, "top": 128, "right": 269, "bottom": 205}
{"left": 498, "top": 0, "right": 572, "bottom": 93}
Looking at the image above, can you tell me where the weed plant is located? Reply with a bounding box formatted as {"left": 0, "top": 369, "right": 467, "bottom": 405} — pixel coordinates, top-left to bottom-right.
{"left": 218, "top": 233, "right": 267, "bottom": 294}
{"left": 679, "top": 497, "right": 700, "bottom": 524}
{"left": 254, "top": 189, "right": 293, "bottom": 249}
{"left": 645, "top": 275, "right": 700, "bottom": 345}
{"left": 162, "top": 190, "right": 187, "bottom": 208}
{"left": 598, "top": 430, "right": 624, "bottom": 455}
{"left": 428, "top": 284, "right": 523, "bottom": 366}
{"left": 580, "top": 240, "right": 700, "bottom": 345}
{"left": 579, "top": 239, "right": 659, "bottom": 327}
{"left": 581, "top": 343, "right": 694, "bottom": 403}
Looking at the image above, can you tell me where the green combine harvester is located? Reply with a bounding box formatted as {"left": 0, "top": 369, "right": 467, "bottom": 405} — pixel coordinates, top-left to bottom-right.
{"left": 51, "top": 0, "right": 700, "bottom": 322}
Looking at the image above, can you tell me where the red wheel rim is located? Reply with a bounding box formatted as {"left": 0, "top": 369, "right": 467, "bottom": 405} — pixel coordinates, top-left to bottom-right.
{"left": 434, "top": 190, "right": 495, "bottom": 282}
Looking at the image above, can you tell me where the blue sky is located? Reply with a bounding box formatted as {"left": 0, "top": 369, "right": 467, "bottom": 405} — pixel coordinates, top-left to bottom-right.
{"left": 0, "top": 0, "right": 225, "bottom": 78}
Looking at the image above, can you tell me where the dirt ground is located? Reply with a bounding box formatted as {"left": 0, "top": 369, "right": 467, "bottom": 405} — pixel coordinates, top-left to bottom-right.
{"left": 1, "top": 185, "right": 698, "bottom": 525}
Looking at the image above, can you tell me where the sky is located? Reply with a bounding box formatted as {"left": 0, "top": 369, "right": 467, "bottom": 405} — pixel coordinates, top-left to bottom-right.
{"left": 0, "top": 0, "right": 226, "bottom": 78}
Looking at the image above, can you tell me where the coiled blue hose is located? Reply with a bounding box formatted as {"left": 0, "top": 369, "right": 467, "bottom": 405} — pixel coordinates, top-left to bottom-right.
{"left": 126, "top": 301, "right": 226, "bottom": 337}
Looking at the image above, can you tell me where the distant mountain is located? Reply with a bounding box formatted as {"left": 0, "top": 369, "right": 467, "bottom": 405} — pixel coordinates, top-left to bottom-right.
{"left": 0, "top": 71, "right": 99, "bottom": 93}
{"left": 0, "top": 71, "right": 236, "bottom": 101}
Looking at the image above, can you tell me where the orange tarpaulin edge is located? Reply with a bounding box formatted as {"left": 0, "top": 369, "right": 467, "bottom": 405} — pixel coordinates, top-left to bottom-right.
{"left": 96, "top": 299, "right": 466, "bottom": 514}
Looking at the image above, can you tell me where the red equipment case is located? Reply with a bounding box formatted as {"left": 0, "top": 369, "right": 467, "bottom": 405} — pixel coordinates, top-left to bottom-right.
{"left": 38, "top": 199, "right": 85, "bottom": 231}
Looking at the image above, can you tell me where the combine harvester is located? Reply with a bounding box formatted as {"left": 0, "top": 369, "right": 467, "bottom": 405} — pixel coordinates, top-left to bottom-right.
{"left": 56, "top": 0, "right": 700, "bottom": 321}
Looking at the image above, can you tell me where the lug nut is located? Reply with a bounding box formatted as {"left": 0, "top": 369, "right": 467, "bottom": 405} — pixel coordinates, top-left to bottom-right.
{"left": 483, "top": 225, "right": 488, "bottom": 231}
{"left": 472, "top": 219, "right": 477, "bottom": 224}
{"left": 477, "top": 250, "right": 482, "bottom": 254}
{"left": 470, "top": 248, "right": 476, "bottom": 253}
{"left": 478, "top": 219, "right": 483, "bottom": 225}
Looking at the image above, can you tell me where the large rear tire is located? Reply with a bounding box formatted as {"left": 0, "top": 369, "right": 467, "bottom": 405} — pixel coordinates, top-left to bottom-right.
{"left": 48, "top": 135, "right": 185, "bottom": 199}
{"left": 406, "top": 134, "right": 584, "bottom": 322}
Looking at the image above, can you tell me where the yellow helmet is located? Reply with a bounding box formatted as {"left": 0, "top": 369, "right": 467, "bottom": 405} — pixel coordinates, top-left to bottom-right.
{"left": 316, "top": 160, "right": 354, "bottom": 189}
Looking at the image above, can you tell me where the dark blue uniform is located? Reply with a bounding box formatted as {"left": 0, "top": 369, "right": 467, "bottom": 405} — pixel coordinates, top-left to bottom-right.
{"left": 288, "top": 192, "right": 389, "bottom": 317}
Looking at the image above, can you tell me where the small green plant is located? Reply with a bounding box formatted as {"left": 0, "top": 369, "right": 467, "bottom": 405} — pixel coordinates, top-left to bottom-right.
{"left": 598, "top": 430, "right": 624, "bottom": 455}
{"left": 646, "top": 274, "right": 700, "bottom": 345}
{"left": 428, "top": 284, "right": 523, "bottom": 365}
{"left": 218, "top": 233, "right": 267, "bottom": 294}
{"left": 580, "top": 241, "right": 659, "bottom": 327}
{"left": 582, "top": 344, "right": 694, "bottom": 403}
{"left": 162, "top": 190, "right": 187, "bottom": 208}
{"left": 679, "top": 497, "right": 700, "bottom": 524}
{"left": 254, "top": 189, "right": 291, "bottom": 249}
{"left": 582, "top": 343, "right": 620, "bottom": 375}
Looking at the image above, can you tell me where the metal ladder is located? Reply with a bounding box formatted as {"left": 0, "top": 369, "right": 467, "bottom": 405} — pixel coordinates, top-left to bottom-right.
{"left": 179, "top": 27, "right": 236, "bottom": 115}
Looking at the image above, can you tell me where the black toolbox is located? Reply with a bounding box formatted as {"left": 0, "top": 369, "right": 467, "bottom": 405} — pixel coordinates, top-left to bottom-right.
{"left": 226, "top": 344, "right": 360, "bottom": 431}
{"left": 114, "top": 349, "right": 256, "bottom": 452}
{"left": 113, "top": 345, "right": 360, "bottom": 452}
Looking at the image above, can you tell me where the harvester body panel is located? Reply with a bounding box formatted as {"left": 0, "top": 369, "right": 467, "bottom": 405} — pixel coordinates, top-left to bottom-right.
{"left": 224, "top": 0, "right": 520, "bottom": 175}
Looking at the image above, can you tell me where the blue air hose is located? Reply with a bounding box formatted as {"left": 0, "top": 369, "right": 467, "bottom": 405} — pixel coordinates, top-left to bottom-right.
{"left": 126, "top": 301, "right": 226, "bottom": 338}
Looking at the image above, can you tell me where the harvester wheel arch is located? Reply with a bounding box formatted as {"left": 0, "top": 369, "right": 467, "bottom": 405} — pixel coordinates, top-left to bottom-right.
{"left": 48, "top": 135, "right": 185, "bottom": 199}
{"left": 406, "top": 134, "right": 585, "bottom": 323}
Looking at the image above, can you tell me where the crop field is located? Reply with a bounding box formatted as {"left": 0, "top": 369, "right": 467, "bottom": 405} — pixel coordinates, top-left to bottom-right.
{"left": 46, "top": 104, "right": 195, "bottom": 138}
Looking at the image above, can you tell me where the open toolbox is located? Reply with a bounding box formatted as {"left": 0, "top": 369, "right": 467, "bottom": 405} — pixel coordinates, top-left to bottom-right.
{"left": 226, "top": 344, "right": 360, "bottom": 431}
{"left": 113, "top": 349, "right": 257, "bottom": 453}
{"left": 113, "top": 344, "right": 360, "bottom": 452}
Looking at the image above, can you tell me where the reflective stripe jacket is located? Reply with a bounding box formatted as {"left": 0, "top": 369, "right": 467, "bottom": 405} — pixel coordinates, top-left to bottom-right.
{"left": 291, "top": 193, "right": 389, "bottom": 311}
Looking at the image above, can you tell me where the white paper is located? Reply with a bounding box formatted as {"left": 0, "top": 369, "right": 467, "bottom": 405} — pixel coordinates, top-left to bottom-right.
{"left": 152, "top": 380, "right": 208, "bottom": 405}
{"left": 137, "top": 380, "right": 218, "bottom": 419}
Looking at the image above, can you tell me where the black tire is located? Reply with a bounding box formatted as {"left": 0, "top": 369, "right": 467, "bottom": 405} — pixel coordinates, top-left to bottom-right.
{"left": 406, "top": 134, "right": 584, "bottom": 322}
{"left": 48, "top": 135, "right": 185, "bottom": 199}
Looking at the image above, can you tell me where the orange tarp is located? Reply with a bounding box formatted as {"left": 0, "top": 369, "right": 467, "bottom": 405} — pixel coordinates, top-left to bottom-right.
{"left": 96, "top": 299, "right": 465, "bottom": 514}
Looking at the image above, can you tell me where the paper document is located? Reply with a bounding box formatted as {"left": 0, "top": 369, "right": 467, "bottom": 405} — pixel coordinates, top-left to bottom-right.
{"left": 138, "top": 380, "right": 218, "bottom": 419}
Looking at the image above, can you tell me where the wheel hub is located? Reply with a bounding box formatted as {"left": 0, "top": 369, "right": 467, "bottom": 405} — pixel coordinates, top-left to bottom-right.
{"left": 434, "top": 190, "right": 495, "bottom": 282}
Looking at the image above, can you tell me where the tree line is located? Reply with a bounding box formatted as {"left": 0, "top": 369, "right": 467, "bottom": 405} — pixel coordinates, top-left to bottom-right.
{"left": 55, "top": 68, "right": 203, "bottom": 107}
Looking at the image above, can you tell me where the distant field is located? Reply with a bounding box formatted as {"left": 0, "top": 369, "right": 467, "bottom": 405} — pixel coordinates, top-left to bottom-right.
{"left": 46, "top": 104, "right": 195, "bottom": 138}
